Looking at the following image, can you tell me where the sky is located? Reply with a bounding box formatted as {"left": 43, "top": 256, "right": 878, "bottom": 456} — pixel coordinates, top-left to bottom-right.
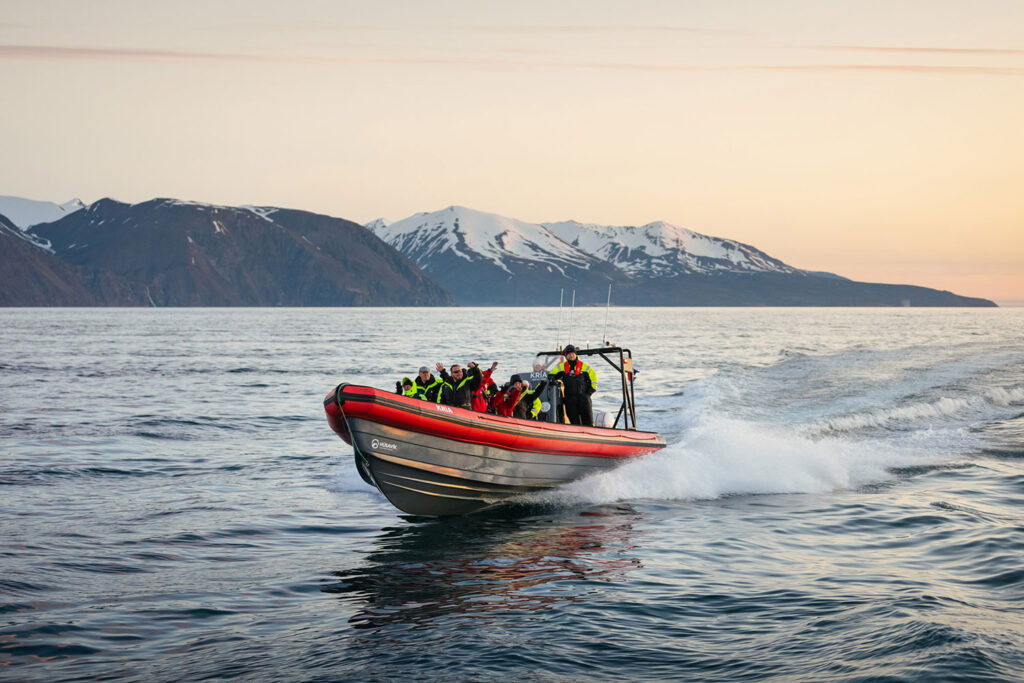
{"left": 2, "top": 0, "right": 1022, "bottom": 300}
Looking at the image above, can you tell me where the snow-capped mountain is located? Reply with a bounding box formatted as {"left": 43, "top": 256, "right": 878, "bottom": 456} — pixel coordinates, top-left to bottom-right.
{"left": 543, "top": 220, "right": 796, "bottom": 278}
{"left": 372, "top": 206, "right": 595, "bottom": 276}
{"left": 368, "top": 206, "right": 800, "bottom": 304}
{"left": 371, "top": 205, "right": 995, "bottom": 306}
{"left": 372, "top": 207, "right": 797, "bottom": 288}
{"left": 0, "top": 196, "right": 85, "bottom": 229}
{"left": 369, "top": 206, "right": 623, "bottom": 304}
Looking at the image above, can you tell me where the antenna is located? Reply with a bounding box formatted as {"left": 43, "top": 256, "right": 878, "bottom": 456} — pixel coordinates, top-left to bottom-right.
{"left": 555, "top": 288, "right": 564, "bottom": 349}
{"left": 602, "top": 283, "right": 612, "bottom": 345}
{"left": 568, "top": 289, "right": 576, "bottom": 345}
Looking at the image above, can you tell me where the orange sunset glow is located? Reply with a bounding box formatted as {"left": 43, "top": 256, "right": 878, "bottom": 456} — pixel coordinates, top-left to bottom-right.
{"left": 2, "top": 1, "right": 1021, "bottom": 300}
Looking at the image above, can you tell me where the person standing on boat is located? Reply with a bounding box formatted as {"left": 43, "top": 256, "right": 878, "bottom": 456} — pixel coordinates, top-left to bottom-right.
{"left": 549, "top": 345, "right": 597, "bottom": 426}
{"left": 414, "top": 366, "right": 453, "bottom": 405}
{"left": 437, "top": 361, "right": 484, "bottom": 410}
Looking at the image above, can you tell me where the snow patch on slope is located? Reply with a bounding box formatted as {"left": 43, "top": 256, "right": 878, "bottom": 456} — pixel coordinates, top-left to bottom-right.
{"left": 159, "top": 199, "right": 277, "bottom": 223}
{"left": 240, "top": 205, "right": 278, "bottom": 222}
{"left": 544, "top": 219, "right": 795, "bottom": 277}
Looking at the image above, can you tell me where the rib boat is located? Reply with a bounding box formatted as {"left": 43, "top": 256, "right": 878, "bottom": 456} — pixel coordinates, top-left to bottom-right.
{"left": 323, "top": 347, "right": 666, "bottom": 516}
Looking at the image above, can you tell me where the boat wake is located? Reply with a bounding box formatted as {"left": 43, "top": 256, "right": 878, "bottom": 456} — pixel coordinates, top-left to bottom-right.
{"left": 535, "top": 413, "right": 935, "bottom": 507}
{"left": 536, "top": 373, "right": 1023, "bottom": 509}
{"left": 806, "top": 385, "right": 1024, "bottom": 435}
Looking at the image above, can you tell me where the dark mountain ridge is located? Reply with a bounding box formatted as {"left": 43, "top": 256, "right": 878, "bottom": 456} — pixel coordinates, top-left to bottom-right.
{"left": 17, "top": 198, "right": 452, "bottom": 306}
{"left": 613, "top": 271, "right": 995, "bottom": 307}
{"left": 0, "top": 211, "right": 142, "bottom": 306}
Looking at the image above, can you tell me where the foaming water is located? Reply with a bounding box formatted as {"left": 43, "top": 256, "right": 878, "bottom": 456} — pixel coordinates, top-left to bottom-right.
{"left": 547, "top": 417, "right": 913, "bottom": 506}
{"left": 543, "top": 385, "right": 966, "bottom": 508}
{"left": 1, "top": 307, "right": 1023, "bottom": 681}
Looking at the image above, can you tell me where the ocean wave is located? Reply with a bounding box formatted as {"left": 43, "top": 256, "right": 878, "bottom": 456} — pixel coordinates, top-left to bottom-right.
{"left": 49, "top": 560, "right": 152, "bottom": 574}
{"left": 0, "top": 465, "right": 168, "bottom": 486}
{"left": 0, "top": 579, "right": 54, "bottom": 595}
{"left": 809, "top": 386, "right": 1024, "bottom": 435}
{"left": 963, "top": 568, "right": 1024, "bottom": 589}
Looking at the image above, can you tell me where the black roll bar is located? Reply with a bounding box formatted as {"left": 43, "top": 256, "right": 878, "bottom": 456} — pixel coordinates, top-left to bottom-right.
{"left": 535, "top": 346, "right": 638, "bottom": 430}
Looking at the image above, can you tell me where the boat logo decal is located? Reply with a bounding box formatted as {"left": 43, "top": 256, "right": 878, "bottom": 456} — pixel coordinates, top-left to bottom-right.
{"left": 434, "top": 404, "right": 455, "bottom": 414}
{"left": 370, "top": 438, "right": 398, "bottom": 451}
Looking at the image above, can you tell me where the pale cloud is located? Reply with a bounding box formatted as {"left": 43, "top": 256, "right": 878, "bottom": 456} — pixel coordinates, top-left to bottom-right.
{"left": 2, "top": 43, "right": 1022, "bottom": 76}
{"left": 466, "top": 24, "right": 741, "bottom": 34}
{"left": 812, "top": 44, "right": 1024, "bottom": 56}
{"left": 0, "top": 44, "right": 266, "bottom": 62}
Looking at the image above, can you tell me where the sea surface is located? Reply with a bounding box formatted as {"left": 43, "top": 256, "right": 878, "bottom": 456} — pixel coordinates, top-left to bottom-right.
{"left": 2, "top": 307, "right": 1023, "bottom": 682}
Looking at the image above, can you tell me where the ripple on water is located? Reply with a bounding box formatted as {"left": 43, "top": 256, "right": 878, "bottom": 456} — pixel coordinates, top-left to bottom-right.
{"left": 0, "top": 579, "right": 54, "bottom": 595}
{"left": 0, "top": 623, "right": 102, "bottom": 661}
{"left": 2, "top": 308, "right": 1024, "bottom": 680}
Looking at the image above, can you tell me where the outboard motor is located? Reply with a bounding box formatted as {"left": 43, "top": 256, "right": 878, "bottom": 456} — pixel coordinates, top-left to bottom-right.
{"left": 521, "top": 368, "right": 566, "bottom": 423}
{"left": 539, "top": 379, "right": 565, "bottom": 423}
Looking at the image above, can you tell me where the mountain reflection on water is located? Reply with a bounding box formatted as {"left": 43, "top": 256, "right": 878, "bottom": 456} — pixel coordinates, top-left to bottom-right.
{"left": 323, "top": 506, "right": 642, "bottom": 630}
